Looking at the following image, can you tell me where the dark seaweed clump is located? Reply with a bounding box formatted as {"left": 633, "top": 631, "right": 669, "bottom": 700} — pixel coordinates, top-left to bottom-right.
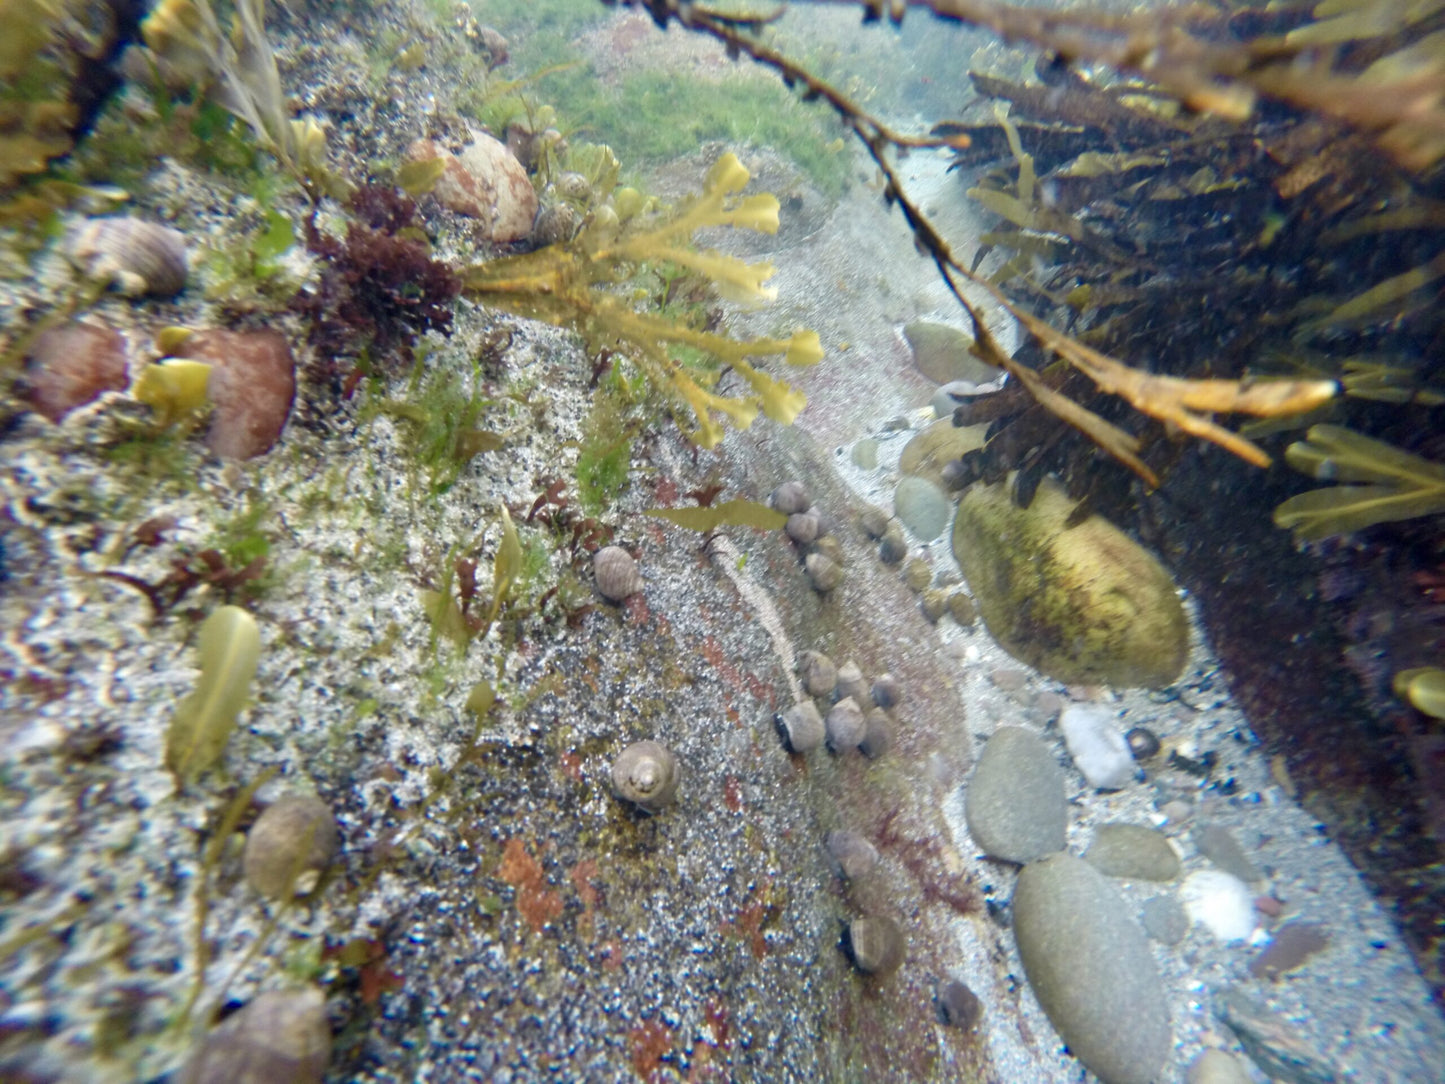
{"left": 302, "top": 184, "right": 461, "bottom": 381}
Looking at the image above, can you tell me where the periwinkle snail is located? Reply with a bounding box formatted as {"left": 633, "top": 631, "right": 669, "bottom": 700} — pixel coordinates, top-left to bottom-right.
{"left": 180, "top": 987, "right": 330, "bottom": 1084}
{"left": 593, "top": 545, "right": 643, "bottom": 602}
{"left": 825, "top": 697, "right": 866, "bottom": 752}
{"left": 779, "top": 701, "right": 825, "bottom": 754}
{"left": 825, "top": 830, "right": 879, "bottom": 880}
{"left": 611, "top": 740, "right": 680, "bottom": 813}
{"left": 797, "top": 650, "right": 837, "bottom": 698}
{"left": 846, "top": 914, "right": 905, "bottom": 976}
{"left": 770, "top": 481, "right": 810, "bottom": 515}
{"left": 243, "top": 794, "right": 339, "bottom": 901}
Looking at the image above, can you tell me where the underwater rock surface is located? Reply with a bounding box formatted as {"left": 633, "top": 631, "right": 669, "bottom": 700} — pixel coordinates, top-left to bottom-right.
{"left": 1013, "top": 853, "right": 1170, "bottom": 1084}
{"left": 952, "top": 478, "right": 1188, "bottom": 688}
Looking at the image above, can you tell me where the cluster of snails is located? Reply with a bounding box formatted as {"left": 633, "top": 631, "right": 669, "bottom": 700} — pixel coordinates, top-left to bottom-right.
{"left": 858, "top": 502, "right": 978, "bottom": 630}
{"left": 778, "top": 650, "right": 904, "bottom": 761}
{"left": 770, "top": 481, "right": 845, "bottom": 594}
{"left": 858, "top": 503, "right": 908, "bottom": 567}
{"left": 821, "top": 830, "right": 906, "bottom": 977}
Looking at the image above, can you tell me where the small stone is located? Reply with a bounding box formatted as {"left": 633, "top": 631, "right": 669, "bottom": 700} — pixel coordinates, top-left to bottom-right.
{"left": 1012, "top": 854, "right": 1170, "bottom": 1084}
{"left": 903, "top": 556, "right": 932, "bottom": 593}
{"left": 851, "top": 438, "right": 879, "bottom": 470}
{"left": 1193, "top": 824, "right": 1263, "bottom": 885}
{"left": 859, "top": 708, "right": 894, "bottom": 758}
{"left": 903, "top": 320, "right": 1001, "bottom": 385}
{"left": 1181, "top": 870, "right": 1256, "bottom": 943}
{"left": 21, "top": 321, "right": 128, "bottom": 423}
{"left": 1059, "top": 703, "right": 1136, "bottom": 790}
{"left": 1140, "top": 895, "right": 1189, "bottom": 945}
{"left": 1160, "top": 799, "right": 1193, "bottom": 825}
{"left": 859, "top": 504, "right": 891, "bottom": 539}
{"left": 947, "top": 591, "right": 976, "bottom": 627}
{"left": 936, "top": 979, "right": 982, "bottom": 1031}
{"left": 964, "top": 727, "right": 1066, "bottom": 863}
{"left": 1248, "top": 921, "right": 1330, "bottom": 981}
{"left": 899, "top": 418, "right": 987, "bottom": 489}
{"left": 1187, "top": 1049, "right": 1254, "bottom": 1084}
{"left": 894, "top": 476, "right": 951, "bottom": 542}
{"left": 989, "top": 668, "right": 1027, "bottom": 693}
{"left": 1085, "top": 823, "right": 1181, "bottom": 881}
{"left": 920, "top": 589, "right": 949, "bottom": 623}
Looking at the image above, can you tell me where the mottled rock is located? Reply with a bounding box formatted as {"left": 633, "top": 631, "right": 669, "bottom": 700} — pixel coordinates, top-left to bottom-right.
{"left": 1059, "top": 703, "right": 1137, "bottom": 790}
{"left": 894, "top": 475, "right": 950, "bottom": 542}
{"left": 1086, "top": 823, "right": 1181, "bottom": 881}
{"left": 964, "top": 727, "right": 1066, "bottom": 863}
{"left": 185, "top": 329, "right": 296, "bottom": 459}
{"left": 898, "top": 418, "right": 987, "bottom": 489}
{"left": 1194, "top": 824, "right": 1263, "bottom": 885}
{"left": 903, "top": 320, "right": 1001, "bottom": 385}
{"left": 1140, "top": 895, "right": 1189, "bottom": 945}
{"left": 409, "top": 133, "right": 537, "bottom": 241}
{"left": 952, "top": 478, "right": 1188, "bottom": 688}
{"left": 22, "top": 321, "right": 128, "bottom": 422}
{"left": 1013, "top": 854, "right": 1170, "bottom": 1084}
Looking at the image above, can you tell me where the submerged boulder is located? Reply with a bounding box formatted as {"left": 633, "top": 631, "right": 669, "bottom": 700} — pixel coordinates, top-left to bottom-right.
{"left": 951, "top": 478, "right": 1187, "bottom": 688}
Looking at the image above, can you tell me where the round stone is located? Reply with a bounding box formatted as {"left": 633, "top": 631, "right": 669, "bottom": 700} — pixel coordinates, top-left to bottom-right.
{"left": 964, "top": 727, "right": 1066, "bottom": 864}
{"left": 1013, "top": 853, "right": 1171, "bottom": 1084}
{"left": 894, "top": 476, "right": 951, "bottom": 542}
{"left": 1085, "top": 823, "right": 1181, "bottom": 882}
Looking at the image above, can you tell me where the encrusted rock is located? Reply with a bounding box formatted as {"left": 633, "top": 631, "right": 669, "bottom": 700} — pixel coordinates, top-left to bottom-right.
{"left": 952, "top": 478, "right": 1187, "bottom": 688}
{"left": 21, "top": 321, "right": 128, "bottom": 423}
{"left": 183, "top": 328, "right": 297, "bottom": 459}
{"left": 408, "top": 134, "right": 537, "bottom": 241}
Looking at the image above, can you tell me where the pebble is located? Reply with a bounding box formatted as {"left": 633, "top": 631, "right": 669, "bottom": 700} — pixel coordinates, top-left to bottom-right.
{"left": 1085, "top": 823, "right": 1182, "bottom": 882}
{"left": 963, "top": 727, "right": 1066, "bottom": 863}
{"left": 187, "top": 328, "right": 297, "bottom": 459}
{"left": 1181, "top": 869, "right": 1256, "bottom": 942}
{"left": 1187, "top": 1049, "right": 1255, "bottom": 1084}
{"left": 1216, "top": 986, "right": 1340, "bottom": 1084}
{"left": 1013, "top": 853, "right": 1170, "bottom": 1084}
{"left": 1193, "top": 823, "right": 1263, "bottom": 885}
{"left": 1140, "top": 895, "right": 1190, "bottom": 945}
{"left": 851, "top": 438, "right": 879, "bottom": 469}
{"left": 1248, "top": 921, "right": 1331, "bottom": 981}
{"left": 936, "top": 979, "right": 982, "bottom": 1031}
{"left": 894, "top": 476, "right": 951, "bottom": 542}
{"left": 410, "top": 134, "right": 537, "bottom": 241}
{"left": 22, "top": 321, "right": 128, "bottom": 423}
{"left": 1059, "top": 703, "right": 1137, "bottom": 790}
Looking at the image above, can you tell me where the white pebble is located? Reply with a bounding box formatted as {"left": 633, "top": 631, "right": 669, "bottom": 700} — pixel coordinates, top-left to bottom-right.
{"left": 1058, "top": 703, "right": 1136, "bottom": 790}
{"left": 1180, "top": 869, "right": 1256, "bottom": 942}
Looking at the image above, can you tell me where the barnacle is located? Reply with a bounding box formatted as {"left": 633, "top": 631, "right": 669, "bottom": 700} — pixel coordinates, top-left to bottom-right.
{"left": 464, "top": 152, "right": 821, "bottom": 449}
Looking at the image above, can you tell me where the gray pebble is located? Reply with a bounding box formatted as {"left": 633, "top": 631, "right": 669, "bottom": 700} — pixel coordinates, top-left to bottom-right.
{"left": 1085, "top": 823, "right": 1181, "bottom": 882}
{"left": 851, "top": 438, "right": 879, "bottom": 470}
{"left": 964, "top": 727, "right": 1066, "bottom": 863}
{"left": 894, "top": 476, "right": 951, "bottom": 542}
{"left": 1194, "top": 824, "right": 1263, "bottom": 885}
{"left": 1141, "top": 895, "right": 1190, "bottom": 945}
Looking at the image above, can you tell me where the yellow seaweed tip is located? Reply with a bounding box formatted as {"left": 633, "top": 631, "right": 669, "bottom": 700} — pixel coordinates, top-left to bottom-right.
{"left": 132, "top": 358, "right": 213, "bottom": 427}
{"left": 154, "top": 325, "right": 195, "bottom": 355}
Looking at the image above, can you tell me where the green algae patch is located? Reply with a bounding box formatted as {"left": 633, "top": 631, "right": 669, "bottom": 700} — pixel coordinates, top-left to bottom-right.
{"left": 952, "top": 479, "right": 1186, "bottom": 688}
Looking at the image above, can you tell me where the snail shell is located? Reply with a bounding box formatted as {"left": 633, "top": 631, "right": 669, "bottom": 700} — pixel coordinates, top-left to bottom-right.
{"left": 243, "top": 794, "right": 339, "bottom": 901}
{"left": 870, "top": 673, "right": 902, "bottom": 710}
{"left": 903, "top": 557, "right": 932, "bottom": 593}
{"left": 878, "top": 523, "right": 908, "bottom": 565}
{"left": 835, "top": 660, "right": 868, "bottom": 705}
{"left": 797, "top": 650, "right": 837, "bottom": 698}
{"left": 779, "top": 700, "right": 825, "bottom": 754}
{"left": 920, "top": 588, "right": 949, "bottom": 623}
{"left": 937, "top": 979, "right": 982, "bottom": 1030}
{"left": 553, "top": 170, "right": 593, "bottom": 202}
{"left": 825, "top": 696, "right": 866, "bottom": 752}
{"left": 859, "top": 504, "right": 891, "bottom": 540}
{"left": 947, "top": 591, "right": 977, "bottom": 628}
{"left": 847, "top": 914, "right": 905, "bottom": 976}
{"left": 940, "top": 458, "right": 969, "bottom": 491}
{"left": 68, "top": 217, "right": 188, "bottom": 297}
{"left": 611, "top": 740, "right": 680, "bottom": 813}
{"left": 825, "top": 830, "right": 878, "bottom": 880}
{"left": 1125, "top": 726, "right": 1162, "bottom": 760}
{"left": 859, "top": 708, "right": 895, "bottom": 759}
{"left": 770, "top": 480, "right": 810, "bottom": 515}
{"left": 805, "top": 552, "right": 843, "bottom": 593}
{"left": 593, "top": 545, "right": 643, "bottom": 602}
{"left": 809, "top": 534, "right": 845, "bottom": 566}
{"left": 180, "top": 987, "right": 330, "bottom": 1084}
{"left": 785, "top": 512, "right": 820, "bottom": 545}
